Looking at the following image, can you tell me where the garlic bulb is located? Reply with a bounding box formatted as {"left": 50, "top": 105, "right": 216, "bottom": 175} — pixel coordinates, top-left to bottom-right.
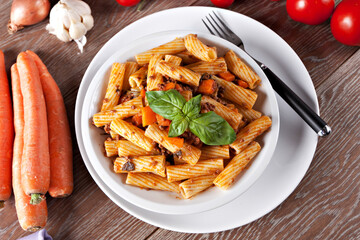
{"left": 46, "top": 0, "right": 94, "bottom": 53}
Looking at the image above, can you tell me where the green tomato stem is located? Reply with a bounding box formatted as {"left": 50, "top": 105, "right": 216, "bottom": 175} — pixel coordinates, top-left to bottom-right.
{"left": 137, "top": 0, "right": 146, "bottom": 11}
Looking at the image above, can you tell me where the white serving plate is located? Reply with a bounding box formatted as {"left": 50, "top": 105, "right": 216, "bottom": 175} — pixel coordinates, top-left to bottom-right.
{"left": 75, "top": 6, "right": 318, "bottom": 233}
{"left": 80, "top": 30, "right": 279, "bottom": 215}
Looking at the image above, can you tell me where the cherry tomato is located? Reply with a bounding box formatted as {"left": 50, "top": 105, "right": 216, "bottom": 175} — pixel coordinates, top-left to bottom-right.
{"left": 116, "top": 0, "right": 140, "bottom": 7}
{"left": 286, "top": 0, "right": 335, "bottom": 25}
{"left": 331, "top": 0, "right": 360, "bottom": 46}
{"left": 210, "top": 0, "right": 234, "bottom": 8}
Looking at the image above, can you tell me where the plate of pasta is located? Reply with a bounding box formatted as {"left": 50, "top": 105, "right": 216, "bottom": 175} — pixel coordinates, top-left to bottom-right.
{"left": 80, "top": 30, "right": 279, "bottom": 215}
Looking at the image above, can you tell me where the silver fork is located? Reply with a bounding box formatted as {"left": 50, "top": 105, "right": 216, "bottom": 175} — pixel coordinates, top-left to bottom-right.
{"left": 202, "top": 12, "right": 331, "bottom": 137}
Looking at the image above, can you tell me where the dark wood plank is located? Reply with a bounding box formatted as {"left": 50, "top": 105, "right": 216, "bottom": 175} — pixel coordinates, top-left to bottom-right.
{"left": 0, "top": 0, "right": 358, "bottom": 239}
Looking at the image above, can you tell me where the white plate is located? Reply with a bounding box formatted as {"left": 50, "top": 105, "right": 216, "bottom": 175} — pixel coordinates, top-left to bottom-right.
{"left": 75, "top": 6, "right": 318, "bottom": 232}
{"left": 81, "top": 30, "right": 279, "bottom": 215}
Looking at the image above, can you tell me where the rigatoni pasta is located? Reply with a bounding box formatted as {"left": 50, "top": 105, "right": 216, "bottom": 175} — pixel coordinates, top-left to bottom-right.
{"left": 166, "top": 159, "right": 224, "bottom": 182}
{"left": 214, "top": 142, "right": 261, "bottom": 190}
{"left": 179, "top": 174, "right": 218, "bottom": 199}
{"left": 101, "top": 63, "right": 126, "bottom": 111}
{"left": 230, "top": 116, "right": 272, "bottom": 154}
{"left": 117, "top": 140, "right": 159, "bottom": 157}
{"left": 126, "top": 173, "right": 180, "bottom": 193}
{"left": 184, "top": 34, "right": 217, "bottom": 62}
{"left": 156, "top": 61, "right": 201, "bottom": 87}
{"left": 135, "top": 38, "right": 186, "bottom": 65}
{"left": 225, "top": 50, "right": 261, "bottom": 89}
{"left": 92, "top": 33, "right": 273, "bottom": 199}
{"left": 110, "top": 118, "right": 155, "bottom": 152}
{"left": 114, "top": 155, "right": 166, "bottom": 177}
{"left": 93, "top": 96, "right": 143, "bottom": 127}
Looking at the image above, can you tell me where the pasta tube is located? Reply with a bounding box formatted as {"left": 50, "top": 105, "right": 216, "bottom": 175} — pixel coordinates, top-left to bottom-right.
{"left": 123, "top": 62, "right": 139, "bottom": 91}
{"left": 104, "top": 139, "right": 118, "bottom": 157}
{"left": 117, "top": 140, "right": 159, "bottom": 157}
{"left": 185, "top": 57, "right": 227, "bottom": 74}
{"left": 164, "top": 55, "right": 182, "bottom": 65}
{"left": 145, "top": 124, "right": 201, "bottom": 165}
{"left": 184, "top": 34, "right": 217, "bottom": 62}
{"left": 199, "top": 145, "right": 230, "bottom": 160}
{"left": 156, "top": 61, "right": 201, "bottom": 87}
{"left": 176, "top": 50, "right": 199, "bottom": 64}
{"left": 214, "top": 142, "right": 261, "bottom": 190}
{"left": 179, "top": 174, "right": 218, "bottom": 199}
{"left": 126, "top": 173, "right": 180, "bottom": 193}
{"left": 201, "top": 95, "right": 243, "bottom": 130}
{"left": 236, "top": 104, "right": 262, "bottom": 122}
{"left": 166, "top": 159, "right": 223, "bottom": 182}
{"left": 114, "top": 155, "right": 166, "bottom": 177}
{"left": 129, "top": 66, "right": 148, "bottom": 89}
{"left": 101, "top": 63, "right": 126, "bottom": 111}
{"left": 225, "top": 50, "right": 261, "bottom": 89}
{"left": 212, "top": 75, "right": 257, "bottom": 110}
{"left": 110, "top": 118, "right": 155, "bottom": 152}
{"left": 230, "top": 116, "right": 272, "bottom": 154}
{"left": 135, "top": 38, "right": 186, "bottom": 65}
{"left": 93, "top": 96, "right": 143, "bottom": 127}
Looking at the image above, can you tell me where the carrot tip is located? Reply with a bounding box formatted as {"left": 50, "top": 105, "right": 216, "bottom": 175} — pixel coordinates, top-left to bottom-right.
{"left": 0, "top": 201, "right": 4, "bottom": 209}
{"left": 30, "top": 194, "right": 45, "bottom": 205}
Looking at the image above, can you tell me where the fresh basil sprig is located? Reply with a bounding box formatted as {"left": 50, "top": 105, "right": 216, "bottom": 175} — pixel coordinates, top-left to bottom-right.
{"left": 146, "top": 90, "right": 236, "bottom": 145}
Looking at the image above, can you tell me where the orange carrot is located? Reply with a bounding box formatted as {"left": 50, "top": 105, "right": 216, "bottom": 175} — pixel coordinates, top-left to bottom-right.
{"left": 218, "top": 71, "right": 235, "bottom": 82}
{"left": 140, "top": 88, "right": 146, "bottom": 98}
{"left": 142, "top": 106, "right": 157, "bottom": 127}
{"left": 0, "top": 50, "right": 14, "bottom": 208}
{"left": 237, "top": 80, "right": 249, "bottom": 88}
{"left": 26, "top": 50, "right": 73, "bottom": 198}
{"left": 156, "top": 114, "right": 171, "bottom": 127}
{"left": 11, "top": 64, "right": 47, "bottom": 231}
{"left": 197, "top": 79, "right": 217, "bottom": 95}
{"left": 17, "top": 52, "right": 50, "bottom": 204}
{"left": 132, "top": 113, "right": 143, "bottom": 127}
{"left": 164, "top": 136, "right": 184, "bottom": 148}
{"left": 164, "top": 82, "right": 176, "bottom": 91}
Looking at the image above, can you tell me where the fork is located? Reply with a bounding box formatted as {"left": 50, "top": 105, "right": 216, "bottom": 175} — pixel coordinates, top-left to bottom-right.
{"left": 202, "top": 12, "right": 331, "bottom": 137}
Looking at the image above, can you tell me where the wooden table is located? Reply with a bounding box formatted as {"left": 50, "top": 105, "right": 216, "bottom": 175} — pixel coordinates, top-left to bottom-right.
{"left": 1, "top": 0, "right": 359, "bottom": 239}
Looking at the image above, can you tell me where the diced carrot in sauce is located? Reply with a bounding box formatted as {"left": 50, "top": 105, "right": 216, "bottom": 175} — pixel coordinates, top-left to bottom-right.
{"left": 175, "top": 83, "right": 183, "bottom": 91}
{"left": 132, "top": 113, "right": 142, "bottom": 127}
{"left": 197, "top": 79, "right": 216, "bottom": 95}
{"left": 164, "top": 136, "right": 184, "bottom": 148}
{"left": 142, "top": 106, "right": 157, "bottom": 127}
{"left": 156, "top": 114, "right": 171, "bottom": 126}
{"left": 164, "top": 82, "right": 176, "bottom": 91}
{"left": 140, "top": 89, "right": 146, "bottom": 98}
{"left": 237, "top": 80, "right": 249, "bottom": 88}
{"left": 218, "top": 71, "right": 235, "bottom": 82}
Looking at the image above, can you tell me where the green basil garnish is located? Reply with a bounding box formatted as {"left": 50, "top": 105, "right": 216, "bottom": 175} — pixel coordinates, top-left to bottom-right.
{"left": 146, "top": 90, "right": 186, "bottom": 120}
{"left": 189, "top": 112, "right": 236, "bottom": 145}
{"left": 146, "top": 90, "right": 236, "bottom": 145}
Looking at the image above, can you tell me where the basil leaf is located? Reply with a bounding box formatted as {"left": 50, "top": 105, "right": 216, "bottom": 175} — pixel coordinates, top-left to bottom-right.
{"left": 146, "top": 90, "right": 186, "bottom": 120}
{"left": 168, "top": 114, "right": 188, "bottom": 137}
{"left": 182, "top": 94, "right": 202, "bottom": 120}
{"left": 189, "top": 112, "right": 236, "bottom": 145}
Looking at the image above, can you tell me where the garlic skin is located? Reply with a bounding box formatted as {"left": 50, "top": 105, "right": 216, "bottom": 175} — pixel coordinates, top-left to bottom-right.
{"left": 46, "top": 0, "right": 94, "bottom": 53}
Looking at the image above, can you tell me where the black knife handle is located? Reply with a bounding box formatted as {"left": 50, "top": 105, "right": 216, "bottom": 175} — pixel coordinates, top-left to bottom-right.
{"left": 261, "top": 64, "right": 331, "bottom": 137}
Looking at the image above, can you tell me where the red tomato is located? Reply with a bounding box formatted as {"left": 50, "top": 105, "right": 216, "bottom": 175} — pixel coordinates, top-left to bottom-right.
{"left": 331, "top": 0, "right": 360, "bottom": 46}
{"left": 116, "top": 0, "right": 140, "bottom": 7}
{"left": 286, "top": 0, "right": 335, "bottom": 25}
{"left": 211, "top": 0, "right": 234, "bottom": 8}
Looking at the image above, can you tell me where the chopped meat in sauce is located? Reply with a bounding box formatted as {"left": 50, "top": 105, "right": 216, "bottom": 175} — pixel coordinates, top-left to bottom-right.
{"left": 201, "top": 102, "right": 216, "bottom": 113}
{"left": 122, "top": 160, "right": 135, "bottom": 171}
{"left": 104, "top": 124, "right": 111, "bottom": 134}
{"left": 157, "top": 144, "right": 172, "bottom": 157}
{"left": 174, "top": 150, "right": 182, "bottom": 159}
{"left": 119, "top": 91, "right": 136, "bottom": 104}
{"left": 180, "top": 131, "right": 203, "bottom": 148}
